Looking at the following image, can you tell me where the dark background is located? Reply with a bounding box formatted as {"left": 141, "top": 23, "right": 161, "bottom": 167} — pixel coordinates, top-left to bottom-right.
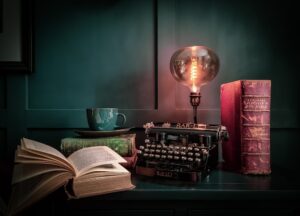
{"left": 0, "top": 0, "right": 300, "bottom": 208}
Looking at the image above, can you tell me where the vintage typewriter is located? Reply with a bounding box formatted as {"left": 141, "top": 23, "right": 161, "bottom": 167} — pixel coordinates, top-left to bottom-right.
{"left": 136, "top": 122, "right": 229, "bottom": 182}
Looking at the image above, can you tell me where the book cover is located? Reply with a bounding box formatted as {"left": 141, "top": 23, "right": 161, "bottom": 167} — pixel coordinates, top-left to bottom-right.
{"left": 220, "top": 80, "right": 271, "bottom": 174}
{"left": 61, "top": 134, "right": 136, "bottom": 157}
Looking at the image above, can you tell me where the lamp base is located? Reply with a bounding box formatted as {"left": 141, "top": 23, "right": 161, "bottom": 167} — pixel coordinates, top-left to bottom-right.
{"left": 190, "top": 92, "right": 201, "bottom": 124}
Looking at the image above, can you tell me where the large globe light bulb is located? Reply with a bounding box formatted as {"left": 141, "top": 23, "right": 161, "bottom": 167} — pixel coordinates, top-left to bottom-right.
{"left": 170, "top": 46, "right": 220, "bottom": 123}
{"left": 170, "top": 46, "right": 220, "bottom": 93}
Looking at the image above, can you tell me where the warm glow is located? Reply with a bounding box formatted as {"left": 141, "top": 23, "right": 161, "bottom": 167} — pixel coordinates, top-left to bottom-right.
{"left": 191, "top": 56, "right": 198, "bottom": 92}
{"left": 170, "top": 45, "right": 219, "bottom": 93}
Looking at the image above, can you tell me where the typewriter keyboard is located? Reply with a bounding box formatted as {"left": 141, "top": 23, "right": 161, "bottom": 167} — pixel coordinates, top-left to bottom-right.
{"left": 137, "top": 140, "right": 210, "bottom": 170}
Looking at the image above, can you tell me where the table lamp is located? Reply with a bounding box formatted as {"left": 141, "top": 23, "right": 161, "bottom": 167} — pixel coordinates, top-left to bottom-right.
{"left": 170, "top": 46, "right": 220, "bottom": 123}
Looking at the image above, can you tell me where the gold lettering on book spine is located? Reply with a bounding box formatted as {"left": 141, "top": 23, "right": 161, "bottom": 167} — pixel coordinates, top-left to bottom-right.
{"left": 242, "top": 97, "right": 270, "bottom": 111}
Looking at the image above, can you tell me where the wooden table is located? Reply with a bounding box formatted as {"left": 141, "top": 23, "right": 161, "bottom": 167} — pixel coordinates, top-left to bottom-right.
{"left": 21, "top": 166, "right": 300, "bottom": 216}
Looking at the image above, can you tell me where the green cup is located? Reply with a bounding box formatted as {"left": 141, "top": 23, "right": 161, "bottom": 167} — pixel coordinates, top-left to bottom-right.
{"left": 86, "top": 108, "right": 126, "bottom": 131}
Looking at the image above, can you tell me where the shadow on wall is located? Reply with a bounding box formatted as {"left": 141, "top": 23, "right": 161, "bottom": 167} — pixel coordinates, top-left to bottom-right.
{"left": 95, "top": 69, "right": 155, "bottom": 110}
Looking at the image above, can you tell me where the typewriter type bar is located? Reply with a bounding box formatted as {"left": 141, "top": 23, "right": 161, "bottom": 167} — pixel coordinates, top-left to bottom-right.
{"left": 136, "top": 122, "right": 229, "bottom": 182}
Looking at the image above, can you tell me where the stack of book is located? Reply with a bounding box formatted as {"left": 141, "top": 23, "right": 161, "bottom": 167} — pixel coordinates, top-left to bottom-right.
{"left": 60, "top": 133, "right": 137, "bottom": 169}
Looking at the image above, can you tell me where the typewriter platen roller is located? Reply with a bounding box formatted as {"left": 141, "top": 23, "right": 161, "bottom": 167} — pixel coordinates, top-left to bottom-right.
{"left": 136, "top": 122, "right": 229, "bottom": 182}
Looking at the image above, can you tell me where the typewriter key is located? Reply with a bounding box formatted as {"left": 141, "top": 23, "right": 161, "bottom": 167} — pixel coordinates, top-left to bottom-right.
{"left": 195, "top": 158, "right": 201, "bottom": 165}
{"left": 194, "top": 148, "right": 200, "bottom": 152}
{"left": 174, "top": 156, "right": 180, "bottom": 160}
{"left": 167, "top": 155, "right": 173, "bottom": 159}
{"left": 137, "top": 150, "right": 142, "bottom": 154}
{"left": 151, "top": 144, "right": 156, "bottom": 148}
{"left": 188, "top": 157, "right": 193, "bottom": 162}
{"left": 149, "top": 154, "right": 155, "bottom": 158}
{"left": 181, "top": 156, "right": 187, "bottom": 161}
{"left": 150, "top": 149, "right": 155, "bottom": 153}
{"left": 202, "top": 149, "right": 208, "bottom": 154}
{"left": 168, "top": 150, "right": 173, "bottom": 154}
{"left": 195, "top": 158, "right": 201, "bottom": 162}
{"left": 188, "top": 147, "right": 193, "bottom": 151}
{"left": 139, "top": 146, "right": 145, "bottom": 150}
{"left": 174, "top": 151, "right": 180, "bottom": 155}
{"left": 188, "top": 152, "right": 194, "bottom": 156}
{"left": 180, "top": 151, "right": 186, "bottom": 156}
{"left": 156, "top": 149, "right": 161, "bottom": 153}
{"left": 155, "top": 154, "right": 160, "bottom": 159}
{"left": 161, "top": 155, "right": 167, "bottom": 159}
{"left": 144, "top": 149, "right": 149, "bottom": 152}
{"left": 143, "top": 153, "right": 149, "bottom": 157}
{"left": 161, "top": 150, "right": 167, "bottom": 154}
{"left": 145, "top": 139, "right": 150, "bottom": 144}
{"left": 195, "top": 153, "right": 201, "bottom": 157}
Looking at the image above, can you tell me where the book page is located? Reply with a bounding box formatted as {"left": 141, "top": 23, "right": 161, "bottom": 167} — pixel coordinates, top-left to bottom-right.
{"left": 85, "top": 163, "right": 128, "bottom": 174}
{"left": 12, "top": 163, "right": 67, "bottom": 184}
{"left": 8, "top": 171, "right": 72, "bottom": 216}
{"left": 22, "top": 138, "right": 67, "bottom": 161}
{"left": 72, "top": 172, "right": 134, "bottom": 199}
{"left": 77, "top": 163, "right": 129, "bottom": 181}
{"left": 21, "top": 138, "right": 75, "bottom": 174}
{"left": 16, "top": 146, "right": 72, "bottom": 171}
{"left": 67, "top": 146, "right": 126, "bottom": 176}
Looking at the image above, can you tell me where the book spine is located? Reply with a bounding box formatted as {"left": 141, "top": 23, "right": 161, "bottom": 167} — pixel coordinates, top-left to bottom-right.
{"left": 240, "top": 80, "right": 271, "bottom": 174}
{"left": 61, "top": 135, "right": 135, "bottom": 157}
{"left": 121, "top": 154, "right": 137, "bottom": 169}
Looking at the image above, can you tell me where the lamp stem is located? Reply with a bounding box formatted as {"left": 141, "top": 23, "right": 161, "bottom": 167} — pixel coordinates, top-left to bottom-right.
{"left": 190, "top": 92, "right": 201, "bottom": 124}
{"left": 193, "top": 106, "right": 198, "bottom": 124}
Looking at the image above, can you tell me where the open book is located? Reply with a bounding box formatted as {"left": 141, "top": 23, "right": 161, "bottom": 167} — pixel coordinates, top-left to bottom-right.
{"left": 8, "top": 138, "right": 135, "bottom": 215}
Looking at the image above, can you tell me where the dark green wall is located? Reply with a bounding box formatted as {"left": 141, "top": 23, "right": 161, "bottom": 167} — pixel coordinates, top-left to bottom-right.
{"left": 0, "top": 0, "right": 299, "bottom": 172}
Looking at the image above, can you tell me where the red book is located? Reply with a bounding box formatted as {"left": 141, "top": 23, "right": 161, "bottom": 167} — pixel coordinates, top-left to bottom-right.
{"left": 220, "top": 80, "right": 271, "bottom": 174}
{"left": 122, "top": 152, "right": 137, "bottom": 170}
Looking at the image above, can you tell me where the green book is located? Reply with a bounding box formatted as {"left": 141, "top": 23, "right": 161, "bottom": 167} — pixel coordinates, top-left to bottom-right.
{"left": 61, "top": 134, "right": 136, "bottom": 157}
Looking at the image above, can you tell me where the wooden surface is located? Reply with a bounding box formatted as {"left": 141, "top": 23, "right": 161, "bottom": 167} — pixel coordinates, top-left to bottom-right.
{"left": 18, "top": 167, "right": 300, "bottom": 216}
{"left": 71, "top": 167, "right": 300, "bottom": 201}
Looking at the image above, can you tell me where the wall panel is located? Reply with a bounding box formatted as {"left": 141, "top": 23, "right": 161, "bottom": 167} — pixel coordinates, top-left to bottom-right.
{"left": 171, "top": 0, "right": 299, "bottom": 125}
{"left": 0, "top": 76, "right": 6, "bottom": 109}
{"left": 271, "top": 128, "right": 300, "bottom": 171}
{"left": 0, "top": 129, "right": 6, "bottom": 160}
{"left": 27, "top": 129, "right": 78, "bottom": 151}
{"left": 29, "top": 0, "right": 156, "bottom": 110}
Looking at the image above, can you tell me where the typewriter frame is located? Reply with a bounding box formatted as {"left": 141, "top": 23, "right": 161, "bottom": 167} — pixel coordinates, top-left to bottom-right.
{"left": 136, "top": 123, "right": 229, "bottom": 182}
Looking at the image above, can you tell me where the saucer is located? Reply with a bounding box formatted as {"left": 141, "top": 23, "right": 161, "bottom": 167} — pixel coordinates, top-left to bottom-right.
{"left": 74, "top": 127, "right": 132, "bottom": 138}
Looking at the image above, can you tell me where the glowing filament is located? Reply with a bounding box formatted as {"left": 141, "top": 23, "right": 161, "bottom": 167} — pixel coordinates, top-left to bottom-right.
{"left": 191, "top": 57, "right": 198, "bottom": 92}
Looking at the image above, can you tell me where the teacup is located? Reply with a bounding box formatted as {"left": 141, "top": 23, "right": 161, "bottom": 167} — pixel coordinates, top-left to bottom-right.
{"left": 86, "top": 108, "right": 126, "bottom": 131}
